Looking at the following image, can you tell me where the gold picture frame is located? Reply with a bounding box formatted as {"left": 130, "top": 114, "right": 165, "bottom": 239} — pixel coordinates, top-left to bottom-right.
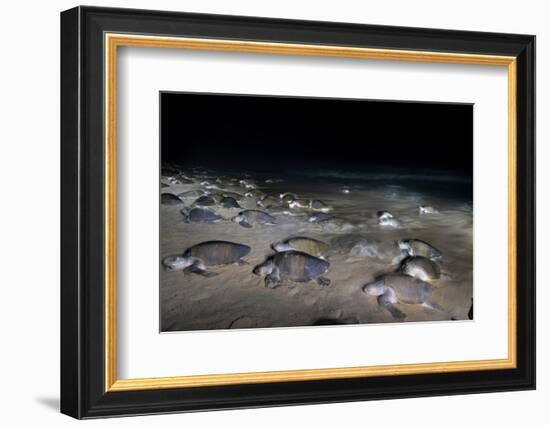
{"left": 61, "top": 6, "right": 534, "bottom": 419}
{"left": 104, "top": 33, "right": 517, "bottom": 392}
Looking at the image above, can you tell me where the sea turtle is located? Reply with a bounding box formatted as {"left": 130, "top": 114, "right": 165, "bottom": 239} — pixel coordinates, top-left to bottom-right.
{"left": 308, "top": 212, "right": 334, "bottom": 223}
{"left": 348, "top": 239, "right": 407, "bottom": 265}
{"left": 400, "top": 256, "right": 441, "bottom": 281}
{"left": 362, "top": 273, "right": 443, "bottom": 319}
{"left": 309, "top": 200, "right": 332, "bottom": 212}
{"left": 266, "top": 204, "right": 290, "bottom": 214}
{"left": 193, "top": 195, "right": 217, "bottom": 206}
{"left": 316, "top": 217, "right": 355, "bottom": 232}
{"left": 253, "top": 251, "right": 331, "bottom": 288}
{"left": 177, "top": 189, "right": 208, "bottom": 199}
{"left": 180, "top": 207, "right": 224, "bottom": 223}
{"left": 220, "top": 191, "right": 244, "bottom": 200}
{"left": 220, "top": 196, "right": 241, "bottom": 209}
{"left": 245, "top": 189, "right": 264, "bottom": 199}
{"left": 399, "top": 239, "right": 442, "bottom": 260}
{"left": 209, "top": 193, "right": 225, "bottom": 203}
{"left": 176, "top": 175, "right": 194, "bottom": 184}
{"left": 340, "top": 187, "right": 351, "bottom": 194}
{"left": 288, "top": 199, "right": 309, "bottom": 209}
{"left": 279, "top": 192, "right": 297, "bottom": 204}
{"left": 232, "top": 210, "right": 276, "bottom": 228}
{"left": 162, "top": 241, "right": 251, "bottom": 276}
{"left": 272, "top": 237, "right": 330, "bottom": 258}
{"left": 377, "top": 211, "right": 400, "bottom": 228}
{"left": 239, "top": 179, "right": 256, "bottom": 189}
{"left": 419, "top": 205, "right": 438, "bottom": 215}
{"left": 257, "top": 195, "right": 280, "bottom": 209}
{"left": 329, "top": 234, "right": 368, "bottom": 253}
{"left": 161, "top": 193, "right": 183, "bottom": 205}
{"left": 377, "top": 211, "right": 394, "bottom": 220}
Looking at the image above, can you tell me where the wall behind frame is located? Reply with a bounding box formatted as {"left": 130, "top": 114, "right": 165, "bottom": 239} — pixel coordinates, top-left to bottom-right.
{"left": 0, "top": 1, "right": 544, "bottom": 425}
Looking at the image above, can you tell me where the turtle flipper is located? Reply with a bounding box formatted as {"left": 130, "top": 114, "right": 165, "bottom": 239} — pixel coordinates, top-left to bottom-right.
{"left": 239, "top": 221, "right": 253, "bottom": 228}
{"left": 184, "top": 262, "right": 218, "bottom": 277}
{"left": 378, "top": 292, "right": 406, "bottom": 319}
{"left": 265, "top": 271, "right": 281, "bottom": 289}
{"left": 317, "top": 276, "right": 331, "bottom": 286}
{"left": 422, "top": 301, "right": 444, "bottom": 312}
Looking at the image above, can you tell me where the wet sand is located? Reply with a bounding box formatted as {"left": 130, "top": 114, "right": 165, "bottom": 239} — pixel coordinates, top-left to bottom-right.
{"left": 160, "top": 170, "right": 473, "bottom": 332}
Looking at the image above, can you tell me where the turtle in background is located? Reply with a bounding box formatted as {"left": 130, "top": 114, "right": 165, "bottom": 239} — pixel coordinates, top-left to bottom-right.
{"left": 161, "top": 193, "right": 183, "bottom": 205}
{"left": 180, "top": 207, "right": 224, "bottom": 223}
{"left": 232, "top": 210, "right": 276, "bottom": 228}
{"left": 272, "top": 237, "right": 330, "bottom": 258}
{"left": 399, "top": 239, "right": 442, "bottom": 260}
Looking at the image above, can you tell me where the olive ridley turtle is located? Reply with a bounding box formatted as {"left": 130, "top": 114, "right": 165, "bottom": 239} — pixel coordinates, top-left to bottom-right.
{"left": 253, "top": 251, "right": 331, "bottom": 288}
{"left": 180, "top": 207, "right": 224, "bottom": 223}
{"left": 398, "top": 239, "right": 442, "bottom": 260}
{"left": 232, "top": 210, "right": 276, "bottom": 228}
{"left": 161, "top": 193, "right": 184, "bottom": 205}
{"left": 400, "top": 256, "right": 441, "bottom": 281}
{"left": 162, "top": 241, "right": 251, "bottom": 276}
{"left": 362, "top": 273, "right": 443, "bottom": 319}
{"left": 272, "top": 237, "right": 330, "bottom": 258}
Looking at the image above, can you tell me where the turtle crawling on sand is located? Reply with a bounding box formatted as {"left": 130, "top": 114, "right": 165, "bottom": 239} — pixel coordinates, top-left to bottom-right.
{"left": 232, "top": 210, "right": 276, "bottom": 228}
{"left": 400, "top": 256, "right": 441, "bottom": 281}
{"left": 253, "top": 251, "right": 331, "bottom": 288}
{"left": 308, "top": 212, "right": 334, "bottom": 223}
{"left": 288, "top": 199, "right": 309, "bottom": 209}
{"left": 399, "top": 239, "right": 442, "bottom": 260}
{"left": 180, "top": 207, "right": 224, "bottom": 223}
{"left": 162, "top": 241, "right": 251, "bottom": 276}
{"left": 362, "top": 274, "right": 443, "bottom": 319}
{"left": 161, "top": 193, "right": 184, "bottom": 205}
{"left": 419, "top": 205, "right": 438, "bottom": 215}
{"left": 348, "top": 239, "right": 407, "bottom": 265}
{"left": 257, "top": 195, "right": 280, "bottom": 209}
{"left": 245, "top": 189, "right": 264, "bottom": 199}
{"left": 280, "top": 192, "right": 297, "bottom": 204}
{"left": 220, "top": 196, "right": 241, "bottom": 209}
{"left": 377, "top": 210, "right": 401, "bottom": 228}
{"left": 193, "top": 195, "right": 217, "bottom": 206}
{"left": 177, "top": 189, "right": 208, "bottom": 199}
{"left": 272, "top": 237, "right": 330, "bottom": 258}
{"left": 309, "top": 200, "right": 332, "bottom": 212}
{"left": 316, "top": 217, "right": 355, "bottom": 232}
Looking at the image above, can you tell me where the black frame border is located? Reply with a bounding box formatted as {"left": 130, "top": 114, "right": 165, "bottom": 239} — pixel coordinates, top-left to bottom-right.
{"left": 61, "top": 6, "right": 535, "bottom": 419}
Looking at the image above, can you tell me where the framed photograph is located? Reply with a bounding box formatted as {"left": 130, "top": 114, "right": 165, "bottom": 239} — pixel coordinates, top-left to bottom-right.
{"left": 60, "top": 6, "right": 535, "bottom": 419}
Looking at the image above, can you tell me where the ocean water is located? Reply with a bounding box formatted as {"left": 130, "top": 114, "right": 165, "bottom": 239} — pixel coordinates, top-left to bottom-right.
{"left": 160, "top": 167, "right": 473, "bottom": 332}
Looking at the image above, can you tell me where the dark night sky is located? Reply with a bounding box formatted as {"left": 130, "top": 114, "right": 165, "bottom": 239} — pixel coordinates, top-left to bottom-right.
{"left": 161, "top": 92, "right": 473, "bottom": 177}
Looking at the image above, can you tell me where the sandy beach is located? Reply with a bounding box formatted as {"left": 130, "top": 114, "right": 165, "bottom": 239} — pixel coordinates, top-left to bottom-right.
{"left": 159, "top": 168, "right": 473, "bottom": 332}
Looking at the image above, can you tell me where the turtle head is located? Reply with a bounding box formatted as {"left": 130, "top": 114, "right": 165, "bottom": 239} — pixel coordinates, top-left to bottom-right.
{"left": 253, "top": 259, "right": 274, "bottom": 276}
{"left": 231, "top": 214, "right": 244, "bottom": 224}
{"left": 362, "top": 279, "right": 386, "bottom": 296}
{"left": 398, "top": 240, "right": 413, "bottom": 256}
{"left": 377, "top": 210, "right": 394, "bottom": 220}
{"left": 271, "top": 241, "right": 290, "bottom": 252}
{"left": 162, "top": 255, "right": 193, "bottom": 271}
